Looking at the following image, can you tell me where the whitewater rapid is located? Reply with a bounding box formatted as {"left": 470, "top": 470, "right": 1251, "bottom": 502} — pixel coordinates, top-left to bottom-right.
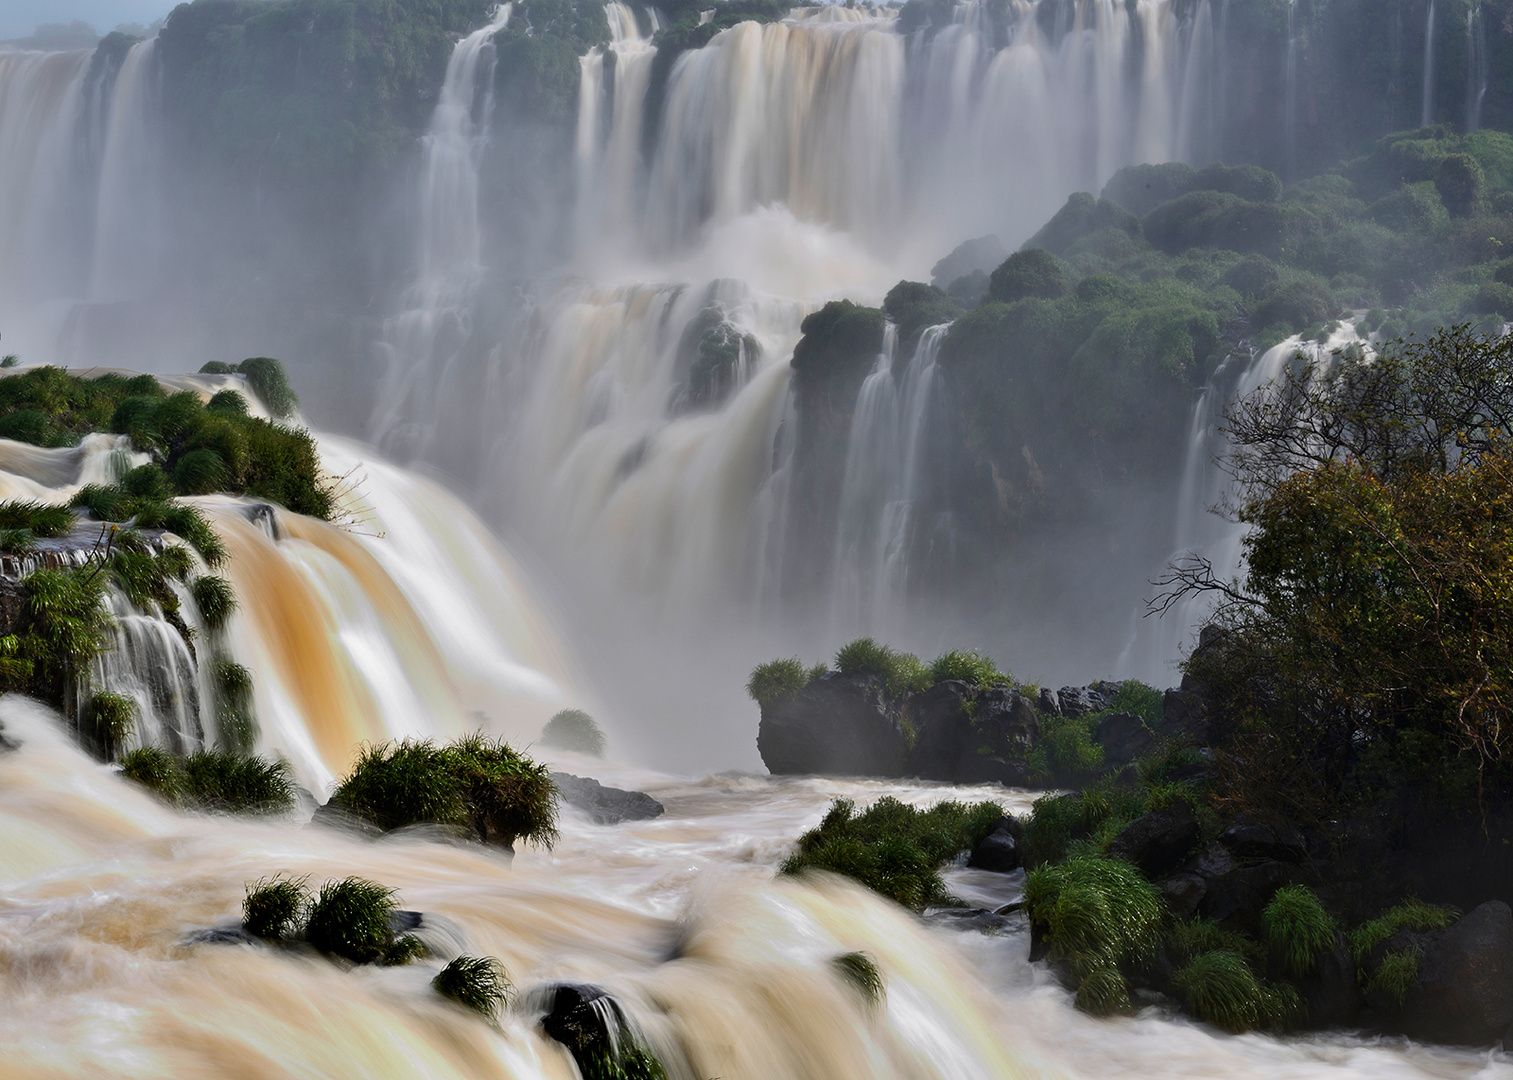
{"left": 0, "top": 700, "right": 1505, "bottom": 1080}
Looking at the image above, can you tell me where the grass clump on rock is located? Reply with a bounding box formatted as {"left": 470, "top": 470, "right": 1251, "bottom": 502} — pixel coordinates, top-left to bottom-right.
{"left": 117, "top": 747, "right": 294, "bottom": 815}
{"left": 540, "top": 708, "right": 606, "bottom": 756}
{"left": 780, "top": 796, "right": 1003, "bottom": 910}
{"left": 746, "top": 657, "right": 814, "bottom": 710}
{"left": 1171, "top": 950, "right": 1300, "bottom": 1033}
{"left": 304, "top": 877, "right": 398, "bottom": 964}
{"left": 928, "top": 649, "right": 1008, "bottom": 688}
{"left": 87, "top": 690, "right": 137, "bottom": 758}
{"left": 1348, "top": 897, "right": 1458, "bottom": 962}
{"left": 330, "top": 735, "right": 558, "bottom": 849}
{"left": 1263, "top": 885, "right": 1337, "bottom": 978}
{"left": 831, "top": 951, "right": 884, "bottom": 1005}
{"left": 834, "top": 637, "right": 932, "bottom": 697}
{"left": 1022, "top": 855, "right": 1164, "bottom": 1015}
{"left": 433, "top": 955, "right": 513, "bottom": 1018}
{"left": 243, "top": 875, "right": 311, "bottom": 940}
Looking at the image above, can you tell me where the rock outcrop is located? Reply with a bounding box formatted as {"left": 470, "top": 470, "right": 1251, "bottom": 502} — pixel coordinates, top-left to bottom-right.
{"left": 551, "top": 773, "right": 665, "bottom": 825}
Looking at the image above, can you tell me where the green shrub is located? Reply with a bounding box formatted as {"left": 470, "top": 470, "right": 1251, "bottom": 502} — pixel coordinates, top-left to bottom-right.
{"left": 304, "top": 877, "right": 397, "bottom": 964}
{"left": 1073, "top": 963, "right": 1131, "bottom": 1016}
{"left": 1027, "top": 712, "right": 1105, "bottom": 781}
{"left": 746, "top": 657, "right": 812, "bottom": 710}
{"left": 1134, "top": 738, "right": 1201, "bottom": 786}
{"left": 237, "top": 358, "right": 299, "bottom": 419}
{"left": 432, "top": 955, "right": 513, "bottom": 1018}
{"left": 23, "top": 567, "right": 109, "bottom": 691}
{"left": 1349, "top": 898, "right": 1459, "bottom": 962}
{"left": 206, "top": 389, "right": 249, "bottom": 416}
{"left": 834, "top": 637, "right": 931, "bottom": 697}
{"left": 199, "top": 361, "right": 238, "bottom": 375}
{"left": 0, "top": 409, "right": 60, "bottom": 446}
{"left": 988, "top": 248, "right": 1068, "bottom": 303}
{"left": 331, "top": 735, "right": 558, "bottom": 849}
{"left": 1107, "top": 680, "right": 1163, "bottom": 727}
{"left": 119, "top": 746, "right": 183, "bottom": 802}
{"left": 242, "top": 875, "right": 311, "bottom": 940}
{"left": 181, "top": 751, "right": 294, "bottom": 814}
{"left": 382, "top": 935, "right": 428, "bottom": 965}
{"left": 174, "top": 448, "right": 232, "bottom": 495}
{"left": 1263, "top": 885, "right": 1336, "bottom": 977}
{"left": 540, "top": 707, "right": 606, "bottom": 755}
{"left": 88, "top": 690, "right": 137, "bottom": 758}
{"left": 1167, "top": 917, "right": 1264, "bottom": 966}
{"left": 780, "top": 796, "right": 1003, "bottom": 910}
{"left": 120, "top": 464, "right": 168, "bottom": 500}
{"left": 928, "top": 649, "right": 1008, "bottom": 688}
{"left": 0, "top": 529, "right": 36, "bottom": 554}
{"left": 191, "top": 575, "right": 238, "bottom": 631}
{"left": 1171, "top": 950, "right": 1299, "bottom": 1032}
{"left": 831, "top": 951, "right": 883, "bottom": 1004}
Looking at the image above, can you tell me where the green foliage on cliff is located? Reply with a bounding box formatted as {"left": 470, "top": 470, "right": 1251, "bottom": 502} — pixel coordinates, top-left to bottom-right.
{"left": 780, "top": 795, "right": 1003, "bottom": 910}
{"left": 790, "top": 301, "right": 886, "bottom": 387}
{"left": 834, "top": 637, "right": 931, "bottom": 698}
{"left": 747, "top": 657, "right": 817, "bottom": 711}
{"left": 492, "top": 0, "right": 610, "bottom": 123}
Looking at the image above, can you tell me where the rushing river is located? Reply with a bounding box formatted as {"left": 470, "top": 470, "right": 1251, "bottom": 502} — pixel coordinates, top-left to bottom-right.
{"left": 0, "top": 697, "right": 1507, "bottom": 1080}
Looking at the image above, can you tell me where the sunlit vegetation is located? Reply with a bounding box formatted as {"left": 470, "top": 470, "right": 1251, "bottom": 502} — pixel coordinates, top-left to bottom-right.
{"left": 539, "top": 707, "right": 606, "bottom": 756}
{"left": 1263, "top": 886, "right": 1337, "bottom": 979}
{"left": 432, "top": 955, "right": 513, "bottom": 1018}
{"left": 330, "top": 735, "right": 558, "bottom": 849}
{"left": 779, "top": 796, "right": 1003, "bottom": 910}
{"left": 118, "top": 747, "right": 294, "bottom": 815}
{"left": 303, "top": 877, "right": 406, "bottom": 964}
{"left": 243, "top": 875, "right": 311, "bottom": 940}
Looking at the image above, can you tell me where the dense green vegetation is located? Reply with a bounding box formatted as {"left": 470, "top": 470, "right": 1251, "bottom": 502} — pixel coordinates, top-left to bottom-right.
{"left": 119, "top": 747, "right": 295, "bottom": 814}
{"left": 432, "top": 955, "right": 513, "bottom": 1018}
{"left": 779, "top": 796, "right": 1003, "bottom": 910}
{"left": 243, "top": 875, "right": 311, "bottom": 940}
{"left": 330, "top": 735, "right": 559, "bottom": 848}
{"left": 539, "top": 708, "right": 606, "bottom": 756}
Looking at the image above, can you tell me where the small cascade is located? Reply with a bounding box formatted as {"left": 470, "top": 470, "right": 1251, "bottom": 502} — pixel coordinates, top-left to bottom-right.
{"left": 1422, "top": 0, "right": 1437, "bottom": 126}
{"left": 88, "top": 39, "right": 160, "bottom": 304}
{"left": 830, "top": 323, "right": 951, "bottom": 633}
{"left": 371, "top": 5, "right": 511, "bottom": 461}
{"left": 1466, "top": 2, "right": 1489, "bottom": 133}
{"left": 90, "top": 582, "right": 203, "bottom": 755}
{"left": 1283, "top": 0, "right": 1299, "bottom": 182}
{"left": 577, "top": 2, "right": 660, "bottom": 254}
{"left": 1121, "top": 324, "right": 1367, "bottom": 680}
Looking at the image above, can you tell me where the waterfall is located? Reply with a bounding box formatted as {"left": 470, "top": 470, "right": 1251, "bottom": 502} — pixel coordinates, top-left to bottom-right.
{"left": 91, "top": 581, "right": 204, "bottom": 755}
{"left": 830, "top": 323, "right": 951, "bottom": 633}
{"left": 1120, "top": 323, "right": 1367, "bottom": 680}
{"left": 1467, "top": 2, "right": 1489, "bottom": 133}
{"left": 1422, "top": 0, "right": 1437, "bottom": 126}
{"left": 577, "top": 2, "right": 660, "bottom": 254}
{"left": 89, "top": 40, "right": 160, "bottom": 304}
{"left": 1283, "top": 0, "right": 1299, "bottom": 183}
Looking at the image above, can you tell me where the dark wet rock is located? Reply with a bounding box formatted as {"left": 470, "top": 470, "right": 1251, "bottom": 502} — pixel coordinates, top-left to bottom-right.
{"left": 0, "top": 720, "right": 15, "bottom": 753}
{"left": 188, "top": 923, "right": 260, "bottom": 946}
{"left": 537, "top": 983, "right": 624, "bottom": 1062}
{"left": 1196, "top": 855, "right": 1298, "bottom": 932}
{"left": 308, "top": 802, "right": 385, "bottom": 837}
{"left": 551, "top": 772, "right": 665, "bottom": 825}
{"left": 1398, "top": 901, "right": 1513, "bottom": 1045}
{"left": 758, "top": 671, "right": 907, "bottom": 777}
{"left": 975, "top": 687, "right": 1041, "bottom": 760}
{"left": 1036, "top": 687, "right": 1061, "bottom": 715}
{"left": 1158, "top": 872, "right": 1207, "bottom": 920}
{"left": 905, "top": 680, "right": 977, "bottom": 780}
{"left": 1219, "top": 815, "right": 1307, "bottom": 863}
{"left": 390, "top": 909, "right": 422, "bottom": 935}
{"left": 1056, "top": 685, "right": 1106, "bottom": 717}
{"left": 1108, "top": 801, "right": 1198, "bottom": 877}
{"left": 967, "top": 824, "right": 1021, "bottom": 873}
{"left": 1093, "top": 711, "right": 1155, "bottom": 767}
{"left": 923, "top": 907, "right": 1015, "bottom": 933}
{"left": 1297, "top": 931, "right": 1363, "bottom": 1028}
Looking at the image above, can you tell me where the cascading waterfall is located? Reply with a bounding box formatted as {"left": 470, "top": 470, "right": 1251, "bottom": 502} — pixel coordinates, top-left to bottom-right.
{"left": 88, "top": 40, "right": 160, "bottom": 304}
{"left": 831, "top": 323, "right": 952, "bottom": 633}
{"left": 1423, "top": 0, "right": 1438, "bottom": 126}
{"left": 91, "top": 580, "right": 204, "bottom": 754}
{"left": 1467, "top": 2, "right": 1489, "bottom": 133}
{"left": 1119, "top": 324, "right": 1367, "bottom": 681}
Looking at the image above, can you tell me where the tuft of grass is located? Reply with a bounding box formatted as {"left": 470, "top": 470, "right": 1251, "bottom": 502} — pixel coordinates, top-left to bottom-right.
{"left": 206, "top": 389, "right": 249, "bottom": 416}
{"left": 928, "top": 649, "right": 1009, "bottom": 688}
{"left": 834, "top": 637, "right": 932, "bottom": 697}
{"left": 1171, "top": 950, "right": 1301, "bottom": 1033}
{"left": 0, "top": 500, "right": 73, "bottom": 537}
{"left": 383, "top": 935, "right": 428, "bottom": 966}
{"left": 1168, "top": 917, "right": 1265, "bottom": 967}
{"left": 304, "top": 877, "right": 397, "bottom": 964}
{"left": 1263, "top": 885, "right": 1337, "bottom": 978}
{"left": 331, "top": 735, "right": 558, "bottom": 849}
{"left": 212, "top": 658, "right": 256, "bottom": 754}
{"left": 1349, "top": 898, "right": 1459, "bottom": 963}
{"left": 432, "top": 955, "right": 513, "bottom": 1017}
{"left": 191, "top": 575, "right": 238, "bottom": 632}
{"left": 831, "top": 951, "right": 884, "bottom": 1004}
{"left": 540, "top": 707, "right": 606, "bottom": 756}
{"left": 160, "top": 504, "right": 227, "bottom": 568}
{"left": 237, "top": 357, "right": 299, "bottom": 419}
{"left": 1135, "top": 737, "right": 1202, "bottom": 786}
{"left": 0, "top": 528, "right": 36, "bottom": 554}
{"left": 242, "top": 875, "right": 311, "bottom": 940}
{"left": 780, "top": 796, "right": 1003, "bottom": 910}
{"left": 88, "top": 690, "right": 138, "bottom": 758}
{"left": 746, "top": 657, "right": 812, "bottom": 710}
{"left": 181, "top": 751, "right": 294, "bottom": 814}
{"left": 1019, "top": 780, "right": 1146, "bottom": 867}
{"left": 119, "top": 746, "right": 183, "bottom": 802}
{"left": 1074, "top": 962, "right": 1131, "bottom": 1016}
{"left": 173, "top": 448, "right": 231, "bottom": 495}
{"left": 1022, "top": 855, "right": 1164, "bottom": 998}
{"left": 1367, "top": 947, "right": 1421, "bottom": 1006}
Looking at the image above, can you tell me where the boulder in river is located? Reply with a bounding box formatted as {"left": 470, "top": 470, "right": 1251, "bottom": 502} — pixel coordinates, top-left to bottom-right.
{"left": 967, "top": 815, "right": 1024, "bottom": 872}
{"left": 551, "top": 773, "right": 664, "bottom": 825}
{"left": 1397, "top": 901, "right": 1513, "bottom": 1045}
{"left": 1108, "top": 801, "right": 1198, "bottom": 877}
{"left": 757, "top": 671, "right": 908, "bottom": 776}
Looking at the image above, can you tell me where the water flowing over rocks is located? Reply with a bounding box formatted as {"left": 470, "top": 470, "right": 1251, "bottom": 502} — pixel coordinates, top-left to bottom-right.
{"left": 551, "top": 772, "right": 665, "bottom": 824}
